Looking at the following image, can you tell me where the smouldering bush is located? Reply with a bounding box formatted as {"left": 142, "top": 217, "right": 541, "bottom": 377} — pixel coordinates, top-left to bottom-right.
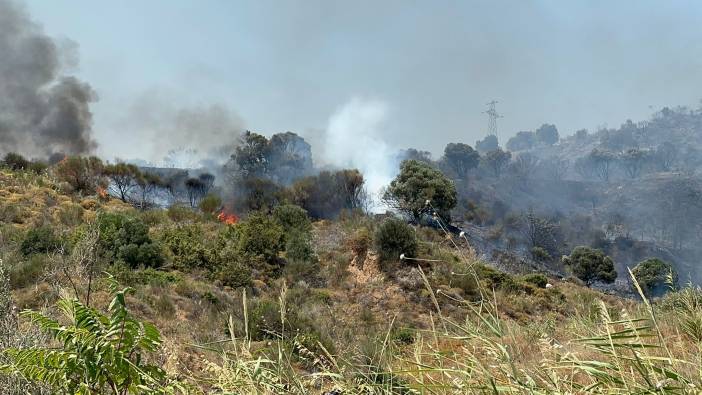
{"left": 374, "top": 218, "right": 418, "bottom": 262}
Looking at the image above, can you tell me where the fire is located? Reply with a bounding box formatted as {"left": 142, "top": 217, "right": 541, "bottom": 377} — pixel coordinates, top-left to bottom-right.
{"left": 97, "top": 186, "right": 108, "bottom": 199}
{"left": 217, "top": 210, "right": 238, "bottom": 225}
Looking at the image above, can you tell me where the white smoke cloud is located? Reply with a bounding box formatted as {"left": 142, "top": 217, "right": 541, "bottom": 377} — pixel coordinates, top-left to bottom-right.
{"left": 322, "top": 98, "right": 397, "bottom": 210}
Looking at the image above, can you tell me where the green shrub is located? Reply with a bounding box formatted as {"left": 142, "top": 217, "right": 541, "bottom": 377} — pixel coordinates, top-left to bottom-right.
{"left": 285, "top": 231, "right": 316, "bottom": 263}
{"left": 9, "top": 255, "right": 49, "bottom": 289}
{"left": 392, "top": 327, "right": 416, "bottom": 345}
{"left": 283, "top": 260, "right": 323, "bottom": 286}
{"left": 27, "top": 161, "right": 48, "bottom": 175}
{"left": 273, "top": 204, "right": 311, "bottom": 233}
{"left": 198, "top": 194, "right": 222, "bottom": 215}
{"left": 167, "top": 204, "right": 198, "bottom": 222}
{"left": 476, "top": 264, "right": 522, "bottom": 293}
{"left": 374, "top": 218, "right": 418, "bottom": 262}
{"left": 217, "top": 254, "right": 253, "bottom": 288}
{"left": 160, "top": 224, "right": 212, "bottom": 270}
{"left": 232, "top": 212, "right": 285, "bottom": 263}
{"left": 114, "top": 266, "right": 183, "bottom": 287}
{"left": 563, "top": 246, "right": 617, "bottom": 285}
{"left": 20, "top": 226, "right": 61, "bottom": 256}
{"left": 522, "top": 273, "right": 549, "bottom": 288}
{"left": 632, "top": 258, "right": 678, "bottom": 297}
{"left": 56, "top": 203, "right": 84, "bottom": 227}
{"left": 96, "top": 212, "right": 163, "bottom": 268}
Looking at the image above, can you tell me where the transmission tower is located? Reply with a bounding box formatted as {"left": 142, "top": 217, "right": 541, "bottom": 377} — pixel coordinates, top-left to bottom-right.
{"left": 483, "top": 100, "right": 502, "bottom": 137}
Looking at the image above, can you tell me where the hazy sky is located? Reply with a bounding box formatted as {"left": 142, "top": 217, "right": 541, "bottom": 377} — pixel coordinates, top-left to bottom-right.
{"left": 23, "top": 0, "right": 702, "bottom": 162}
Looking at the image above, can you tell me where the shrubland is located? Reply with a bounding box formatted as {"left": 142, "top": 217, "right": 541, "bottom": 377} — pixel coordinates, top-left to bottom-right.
{"left": 0, "top": 149, "right": 701, "bottom": 394}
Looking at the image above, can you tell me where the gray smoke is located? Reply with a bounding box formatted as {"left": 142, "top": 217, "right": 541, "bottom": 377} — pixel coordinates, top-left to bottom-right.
{"left": 0, "top": 0, "right": 96, "bottom": 158}
{"left": 105, "top": 89, "right": 245, "bottom": 168}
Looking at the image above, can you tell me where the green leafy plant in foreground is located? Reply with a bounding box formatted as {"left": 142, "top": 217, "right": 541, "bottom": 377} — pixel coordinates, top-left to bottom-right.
{"left": 0, "top": 275, "right": 183, "bottom": 394}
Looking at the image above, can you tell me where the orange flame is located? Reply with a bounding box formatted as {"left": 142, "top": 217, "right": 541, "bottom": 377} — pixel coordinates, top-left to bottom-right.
{"left": 97, "top": 186, "right": 108, "bottom": 199}
{"left": 217, "top": 210, "right": 238, "bottom": 225}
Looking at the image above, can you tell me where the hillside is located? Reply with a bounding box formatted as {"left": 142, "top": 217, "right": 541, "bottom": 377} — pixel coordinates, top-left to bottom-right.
{"left": 1, "top": 165, "right": 702, "bottom": 394}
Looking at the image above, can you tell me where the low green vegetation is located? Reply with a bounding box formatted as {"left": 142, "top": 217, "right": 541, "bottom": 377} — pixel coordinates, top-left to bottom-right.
{"left": 1, "top": 156, "right": 702, "bottom": 394}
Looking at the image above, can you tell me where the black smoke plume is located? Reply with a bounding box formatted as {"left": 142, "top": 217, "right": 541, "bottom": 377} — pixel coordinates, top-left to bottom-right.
{"left": 0, "top": 0, "right": 97, "bottom": 158}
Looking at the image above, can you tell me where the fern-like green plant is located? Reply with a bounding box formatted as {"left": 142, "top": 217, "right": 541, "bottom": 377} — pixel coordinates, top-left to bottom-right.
{"left": 0, "top": 275, "right": 183, "bottom": 394}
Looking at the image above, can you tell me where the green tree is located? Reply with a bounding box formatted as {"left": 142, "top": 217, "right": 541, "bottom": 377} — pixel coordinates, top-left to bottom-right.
{"left": 382, "top": 160, "right": 457, "bottom": 222}
{"left": 232, "top": 131, "right": 270, "bottom": 178}
{"left": 475, "top": 134, "right": 498, "bottom": 153}
{"left": 0, "top": 277, "right": 182, "bottom": 394}
{"left": 631, "top": 258, "right": 678, "bottom": 297}
{"left": 442, "top": 143, "right": 480, "bottom": 178}
{"left": 506, "top": 131, "right": 536, "bottom": 151}
{"left": 481, "top": 148, "right": 511, "bottom": 177}
{"left": 535, "top": 123, "right": 559, "bottom": 145}
{"left": 562, "top": 246, "right": 617, "bottom": 285}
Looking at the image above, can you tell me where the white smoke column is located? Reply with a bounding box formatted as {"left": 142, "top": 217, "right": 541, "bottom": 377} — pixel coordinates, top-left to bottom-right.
{"left": 323, "top": 98, "right": 396, "bottom": 211}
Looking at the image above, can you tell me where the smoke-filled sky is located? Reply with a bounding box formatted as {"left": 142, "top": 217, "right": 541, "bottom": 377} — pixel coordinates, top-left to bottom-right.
{"left": 15, "top": 0, "right": 702, "bottom": 163}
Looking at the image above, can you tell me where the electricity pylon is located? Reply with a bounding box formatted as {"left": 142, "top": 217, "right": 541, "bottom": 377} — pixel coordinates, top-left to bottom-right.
{"left": 483, "top": 100, "right": 502, "bottom": 137}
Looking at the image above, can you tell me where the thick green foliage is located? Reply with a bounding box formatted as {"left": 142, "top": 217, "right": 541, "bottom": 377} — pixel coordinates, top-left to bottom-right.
{"left": 21, "top": 226, "right": 62, "bottom": 256}
{"left": 232, "top": 212, "right": 285, "bottom": 263}
{"left": 374, "top": 218, "right": 418, "bottom": 262}
{"left": 160, "top": 224, "right": 213, "bottom": 270}
{"left": 216, "top": 252, "right": 253, "bottom": 288}
{"left": 96, "top": 212, "right": 163, "bottom": 268}
{"left": 632, "top": 258, "right": 678, "bottom": 297}
{"left": 383, "top": 160, "right": 457, "bottom": 221}
{"left": 442, "top": 143, "right": 480, "bottom": 178}
{"left": 0, "top": 277, "right": 182, "bottom": 394}
{"left": 272, "top": 204, "right": 311, "bottom": 233}
{"left": 563, "top": 246, "right": 617, "bottom": 285}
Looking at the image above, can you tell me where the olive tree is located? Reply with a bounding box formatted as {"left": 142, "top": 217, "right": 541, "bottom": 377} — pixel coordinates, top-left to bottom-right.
{"left": 382, "top": 160, "right": 457, "bottom": 222}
